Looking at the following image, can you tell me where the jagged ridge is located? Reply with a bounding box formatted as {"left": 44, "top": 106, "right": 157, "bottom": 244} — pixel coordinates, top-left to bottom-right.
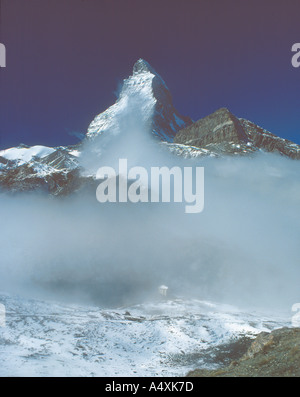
{"left": 173, "top": 108, "right": 300, "bottom": 159}
{"left": 1, "top": 60, "right": 300, "bottom": 195}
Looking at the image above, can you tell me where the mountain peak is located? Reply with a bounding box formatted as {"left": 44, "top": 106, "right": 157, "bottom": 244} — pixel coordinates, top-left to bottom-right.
{"left": 174, "top": 107, "right": 300, "bottom": 159}
{"left": 133, "top": 59, "right": 157, "bottom": 75}
{"left": 86, "top": 59, "right": 192, "bottom": 141}
{"left": 174, "top": 107, "right": 248, "bottom": 148}
{"left": 131, "top": 59, "right": 169, "bottom": 95}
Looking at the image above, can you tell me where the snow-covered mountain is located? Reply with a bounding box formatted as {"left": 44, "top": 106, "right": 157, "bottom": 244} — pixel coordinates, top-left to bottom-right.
{"left": 1, "top": 60, "right": 299, "bottom": 377}
{"left": 0, "top": 144, "right": 84, "bottom": 195}
{"left": 87, "top": 59, "right": 193, "bottom": 142}
{"left": 0, "top": 59, "right": 193, "bottom": 195}
{"left": 1, "top": 59, "right": 300, "bottom": 194}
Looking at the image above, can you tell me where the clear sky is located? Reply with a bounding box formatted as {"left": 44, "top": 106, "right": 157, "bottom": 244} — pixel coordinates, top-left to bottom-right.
{"left": 0, "top": 0, "right": 300, "bottom": 149}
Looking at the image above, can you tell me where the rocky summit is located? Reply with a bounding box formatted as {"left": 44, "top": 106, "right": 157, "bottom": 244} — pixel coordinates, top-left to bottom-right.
{"left": 87, "top": 58, "right": 192, "bottom": 142}
{"left": 1, "top": 59, "right": 300, "bottom": 195}
{"left": 173, "top": 107, "right": 300, "bottom": 159}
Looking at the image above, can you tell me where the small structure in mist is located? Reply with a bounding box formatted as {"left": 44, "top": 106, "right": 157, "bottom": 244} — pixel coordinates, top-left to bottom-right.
{"left": 158, "top": 285, "right": 168, "bottom": 297}
{"left": 0, "top": 43, "right": 6, "bottom": 68}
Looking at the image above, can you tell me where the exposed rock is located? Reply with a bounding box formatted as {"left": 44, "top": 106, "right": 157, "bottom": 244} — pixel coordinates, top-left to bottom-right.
{"left": 0, "top": 146, "right": 93, "bottom": 196}
{"left": 174, "top": 108, "right": 248, "bottom": 147}
{"left": 240, "top": 119, "right": 300, "bottom": 159}
{"left": 1, "top": 60, "right": 300, "bottom": 196}
{"left": 187, "top": 327, "right": 300, "bottom": 377}
{"left": 0, "top": 156, "right": 8, "bottom": 165}
{"left": 174, "top": 108, "right": 300, "bottom": 159}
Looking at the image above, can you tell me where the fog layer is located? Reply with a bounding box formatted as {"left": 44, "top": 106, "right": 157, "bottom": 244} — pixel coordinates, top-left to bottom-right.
{"left": 1, "top": 90, "right": 300, "bottom": 311}
{"left": 0, "top": 151, "right": 300, "bottom": 311}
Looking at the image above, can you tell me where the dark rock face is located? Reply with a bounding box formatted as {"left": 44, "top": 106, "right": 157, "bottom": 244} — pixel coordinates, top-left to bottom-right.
{"left": 0, "top": 163, "right": 80, "bottom": 196}
{"left": 174, "top": 108, "right": 248, "bottom": 147}
{"left": 0, "top": 156, "right": 8, "bottom": 165}
{"left": 174, "top": 108, "right": 300, "bottom": 159}
{"left": 240, "top": 119, "right": 300, "bottom": 159}
{"left": 0, "top": 164, "right": 48, "bottom": 192}
{"left": 0, "top": 147, "right": 88, "bottom": 196}
{"left": 134, "top": 59, "right": 193, "bottom": 140}
{"left": 149, "top": 64, "right": 193, "bottom": 140}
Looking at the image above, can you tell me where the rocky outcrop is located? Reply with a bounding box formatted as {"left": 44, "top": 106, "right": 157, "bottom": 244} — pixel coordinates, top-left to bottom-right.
{"left": 174, "top": 108, "right": 248, "bottom": 147}
{"left": 240, "top": 119, "right": 300, "bottom": 159}
{"left": 187, "top": 327, "right": 300, "bottom": 377}
{"left": 0, "top": 146, "right": 90, "bottom": 196}
{"left": 174, "top": 108, "right": 300, "bottom": 159}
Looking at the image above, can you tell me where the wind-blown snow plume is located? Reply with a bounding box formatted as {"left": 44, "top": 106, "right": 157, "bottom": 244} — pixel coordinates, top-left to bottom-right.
{"left": 79, "top": 59, "right": 192, "bottom": 177}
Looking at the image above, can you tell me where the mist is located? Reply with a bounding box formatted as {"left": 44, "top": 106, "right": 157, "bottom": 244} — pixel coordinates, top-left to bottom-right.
{"left": 0, "top": 151, "right": 300, "bottom": 312}
{"left": 1, "top": 88, "right": 300, "bottom": 313}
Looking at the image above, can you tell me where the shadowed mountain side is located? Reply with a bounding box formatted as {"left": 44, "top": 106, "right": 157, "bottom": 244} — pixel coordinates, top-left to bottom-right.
{"left": 174, "top": 108, "right": 300, "bottom": 159}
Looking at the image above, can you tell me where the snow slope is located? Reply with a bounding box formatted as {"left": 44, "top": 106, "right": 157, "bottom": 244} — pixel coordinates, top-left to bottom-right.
{"left": 0, "top": 293, "right": 289, "bottom": 377}
{"left": 87, "top": 59, "right": 192, "bottom": 142}
{"left": 0, "top": 146, "right": 56, "bottom": 165}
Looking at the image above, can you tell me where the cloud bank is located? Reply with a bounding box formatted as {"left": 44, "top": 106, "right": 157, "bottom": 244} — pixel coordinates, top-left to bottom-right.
{"left": 1, "top": 87, "right": 299, "bottom": 312}
{"left": 0, "top": 151, "right": 299, "bottom": 311}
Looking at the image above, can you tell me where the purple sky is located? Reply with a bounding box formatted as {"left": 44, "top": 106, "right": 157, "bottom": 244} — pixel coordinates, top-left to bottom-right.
{"left": 1, "top": 0, "right": 300, "bottom": 148}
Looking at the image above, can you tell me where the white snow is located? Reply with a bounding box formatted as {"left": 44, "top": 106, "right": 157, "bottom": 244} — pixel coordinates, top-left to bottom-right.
{"left": 0, "top": 146, "right": 55, "bottom": 164}
{"left": 0, "top": 293, "right": 289, "bottom": 377}
{"left": 87, "top": 68, "right": 156, "bottom": 138}
{"left": 162, "top": 142, "right": 213, "bottom": 159}
{"left": 213, "top": 121, "right": 233, "bottom": 133}
{"left": 86, "top": 60, "right": 189, "bottom": 142}
{"left": 68, "top": 150, "right": 81, "bottom": 158}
